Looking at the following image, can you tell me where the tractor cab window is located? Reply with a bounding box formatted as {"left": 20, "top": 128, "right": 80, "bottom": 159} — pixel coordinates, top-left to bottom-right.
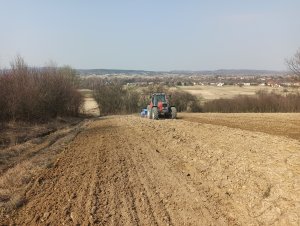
{"left": 153, "top": 95, "right": 166, "bottom": 105}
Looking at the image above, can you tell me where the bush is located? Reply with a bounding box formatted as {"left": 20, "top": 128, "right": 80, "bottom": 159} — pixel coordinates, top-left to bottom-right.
{"left": 93, "top": 81, "right": 141, "bottom": 115}
{"left": 0, "top": 57, "right": 83, "bottom": 122}
{"left": 168, "top": 90, "right": 202, "bottom": 112}
{"left": 203, "top": 91, "right": 300, "bottom": 113}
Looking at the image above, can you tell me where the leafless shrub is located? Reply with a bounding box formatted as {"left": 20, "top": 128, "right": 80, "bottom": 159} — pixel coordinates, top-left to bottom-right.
{"left": 0, "top": 57, "right": 83, "bottom": 122}
{"left": 123, "top": 87, "right": 142, "bottom": 113}
{"left": 286, "top": 48, "right": 300, "bottom": 77}
{"left": 144, "top": 84, "right": 167, "bottom": 94}
{"left": 0, "top": 76, "right": 8, "bottom": 123}
{"left": 168, "top": 90, "right": 202, "bottom": 112}
{"left": 203, "top": 91, "right": 300, "bottom": 112}
{"left": 93, "top": 81, "right": 141, "bottom": 115}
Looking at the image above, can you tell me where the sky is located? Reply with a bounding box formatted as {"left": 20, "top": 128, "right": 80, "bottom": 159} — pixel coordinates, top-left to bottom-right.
{"left": 0, "top": 0, "right": 299, "bottom": 71}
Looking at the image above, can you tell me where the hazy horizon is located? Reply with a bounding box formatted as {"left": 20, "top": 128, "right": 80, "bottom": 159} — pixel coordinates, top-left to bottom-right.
{"left": 0, "top": 1, "right": 299, "bottom": 71}
{"left": 76, "top": 68, "right": 288, "bottom": 72}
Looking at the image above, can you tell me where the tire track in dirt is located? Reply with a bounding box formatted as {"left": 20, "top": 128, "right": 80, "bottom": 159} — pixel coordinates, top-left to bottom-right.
{"left": 96, "top": 124, "right": 171, "bottom": 226}
{"left": 118, "top": 117, "right": 223, "bottom": 225}
{"left": 118, "top": 134, "right": 172, "bottom": 226}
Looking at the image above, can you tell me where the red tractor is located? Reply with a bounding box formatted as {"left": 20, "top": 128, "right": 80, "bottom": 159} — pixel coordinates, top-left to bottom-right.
{"left": 147, "top": 93, "right": 177, "bottom": 120}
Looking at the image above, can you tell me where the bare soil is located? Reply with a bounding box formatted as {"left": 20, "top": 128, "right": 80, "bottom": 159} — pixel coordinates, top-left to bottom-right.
{"left": 82, "top": 97, "right": 100, "bottom": 116}
{"left": 180, "top": 112, "right": 300, "bottom": 141}
{"left": 0, "top": 115, "right": 299, "bottom": 225}
{"left": 79, "top": 89, "right": 100, "bottom": 117}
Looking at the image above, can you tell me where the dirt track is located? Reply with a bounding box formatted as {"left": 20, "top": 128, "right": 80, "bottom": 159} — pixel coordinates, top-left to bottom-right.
{"left": 2, "top": 115, "right": 300, "bottom": 225}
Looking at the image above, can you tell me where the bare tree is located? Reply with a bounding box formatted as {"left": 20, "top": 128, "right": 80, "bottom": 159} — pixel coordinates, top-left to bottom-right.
{"left": 10, "top": 55, "right": 28, "bottom": 72}
{"left": 0, "top": 56, "right": 83, "bottom": 122}
{"left": 286, "top": 48, "right": 300, "bottom": 77}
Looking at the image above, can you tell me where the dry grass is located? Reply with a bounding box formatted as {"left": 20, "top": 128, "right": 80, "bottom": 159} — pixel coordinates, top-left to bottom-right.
{"left": 0, "top": 161, "right": 36, "bottom": 211}
{"left": 179, "top": 85, "right": 300, "bottom": 101}
{"left": 0, "top": 118, "right": 81, "bottom": 150}
{"left": 0, "top": 119, "right": 85, "bottom": 214}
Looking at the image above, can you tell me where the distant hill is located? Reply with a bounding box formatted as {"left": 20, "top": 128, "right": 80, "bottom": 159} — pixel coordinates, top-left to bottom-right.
{"left": 77, "top": 68, "right": 288, "bottom": 76}
{"left": 77, "top": 69, "right": 157, "bottom": 76}
{"left": 169, "top": 69, "right": 287, "bottom": 76}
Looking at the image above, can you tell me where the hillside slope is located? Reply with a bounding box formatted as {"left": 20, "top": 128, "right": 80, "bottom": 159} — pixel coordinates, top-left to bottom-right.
{"left": 1, "top": 115, "right": 299, "bottom": 225}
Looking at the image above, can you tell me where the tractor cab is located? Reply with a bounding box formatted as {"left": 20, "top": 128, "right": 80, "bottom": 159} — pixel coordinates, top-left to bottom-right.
{"left": 150, "top": 93, "right": 167, "bottom": 107}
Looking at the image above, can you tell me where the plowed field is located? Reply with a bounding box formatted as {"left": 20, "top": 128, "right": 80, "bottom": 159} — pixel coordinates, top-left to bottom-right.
{"left": 1, "top": 114, "right": 299, "bottom": 225}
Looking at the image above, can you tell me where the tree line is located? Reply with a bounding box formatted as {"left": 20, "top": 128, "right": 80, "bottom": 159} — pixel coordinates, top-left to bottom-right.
{"left": 0, "top": 57, "right": 82, "bottom": 123}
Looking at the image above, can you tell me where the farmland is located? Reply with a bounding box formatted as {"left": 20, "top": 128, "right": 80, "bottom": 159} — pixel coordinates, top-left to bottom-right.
{"left": 1, "top": 113, "right": 299, "bottom": 225}
{"left": 180, "top": 112, "right": 300, "bottom": 140}
{"left": 178, "top": 85, "right": 299, "bottom": 101}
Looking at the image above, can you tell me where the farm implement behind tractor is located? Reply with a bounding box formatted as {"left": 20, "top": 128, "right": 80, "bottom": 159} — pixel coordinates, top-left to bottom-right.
{"left": 141, "top": 93, "right": 177, "bottom": 120}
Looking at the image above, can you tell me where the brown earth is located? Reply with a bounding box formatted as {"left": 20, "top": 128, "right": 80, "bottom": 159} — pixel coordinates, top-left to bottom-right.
{"left": 180, "top": 113, "right": 300, "bottom": 141}
{"left": 79, "top": 89, "right": 100, "bottom": 117}
{"left": 0, "top": 115, "right": 299, "bottom": 225}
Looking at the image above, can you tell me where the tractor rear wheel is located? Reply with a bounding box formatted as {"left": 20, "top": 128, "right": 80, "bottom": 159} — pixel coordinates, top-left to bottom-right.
{"left": 152, "top": 107, "right": 159, "bottom": 120}
{"left": 171, "top": 107, "right": 177, "bottom": 119}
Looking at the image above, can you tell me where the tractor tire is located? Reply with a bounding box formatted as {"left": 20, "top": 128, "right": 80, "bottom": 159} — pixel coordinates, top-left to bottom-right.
{"left": 152, "top": 107, "right": 159, "bottom": 120}
{"left": 171, "top": 107, "right": 177, "bottom": 119}
{"left": 147, "top": 106, "right": 152, "bottom": 119}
